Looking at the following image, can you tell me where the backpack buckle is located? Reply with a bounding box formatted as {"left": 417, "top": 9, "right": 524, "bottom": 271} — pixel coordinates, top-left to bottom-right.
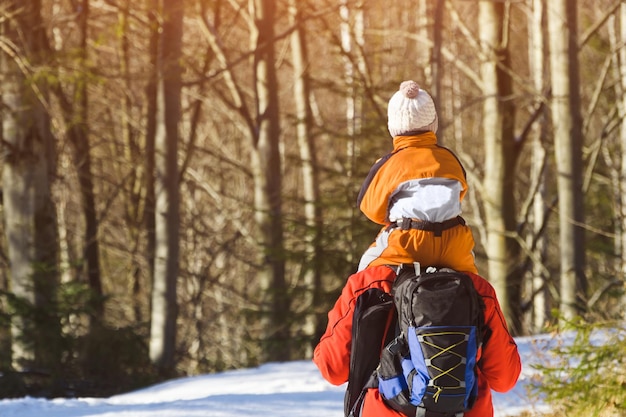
{"left": 400, "top": 217, "right": 412, "bottom": 230}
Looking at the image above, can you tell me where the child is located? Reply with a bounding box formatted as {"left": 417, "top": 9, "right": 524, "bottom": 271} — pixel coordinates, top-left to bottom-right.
{"left": 357, "top": 80, "right": 477, "bottom": 273}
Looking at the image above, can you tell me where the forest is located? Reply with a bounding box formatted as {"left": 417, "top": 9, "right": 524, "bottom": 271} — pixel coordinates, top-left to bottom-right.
{"left": 0, "top": 0, "right": 624, "bottom": 398}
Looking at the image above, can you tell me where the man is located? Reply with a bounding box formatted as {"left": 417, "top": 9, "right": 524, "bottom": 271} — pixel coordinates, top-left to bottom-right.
{"left": 313, "top": 264, "right": 521, "bottom": 417}
{"left": 314, "top": 81, "right": 521, "bottom": 417}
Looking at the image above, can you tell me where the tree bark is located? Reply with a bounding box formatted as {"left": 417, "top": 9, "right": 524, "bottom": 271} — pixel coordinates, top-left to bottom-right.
{"left": 144, "top": 0, "right": 158, "bottom": 315}
{"left": 528, "top": 0, "right": 550, "bottom": 332}
{"left": 289, "top": 0, "right": 323, "bottom": 356}
{"left": 250, "top": 0, "right": 288, "bottom": 362}
{"left": 339, "top": 0, "right": 366, "bottom": 264}
{"left": 117, "top": 0, "right": 144, "bottom": 324}
{"left": 479, "top": 1, "right": 522, "bottom": 334}
{"left": 1, "top": 0, "right": 60, "bottom": 370}
{"left": 612, "top": 3, "right": 626, "bottom": 312}
{"left": 431, "top": 0, "right": 445, "bottom": 140}
{"left": 77, "top": 0, "right": 104, "bottom": 321}
{"left": 52, "top": 0, "right": 104, "bottom": 322}
{"left": 149, "top": 0, "right": 183, "bottom": 375}
{"left": 547, "top": 0, "right": 587, "bottom": 320}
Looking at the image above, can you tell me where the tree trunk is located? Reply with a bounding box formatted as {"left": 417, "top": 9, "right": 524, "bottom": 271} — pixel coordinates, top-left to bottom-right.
{"left": 431, "top": 0, "right": 445, "bottom": 139}
{"left": 52, "top": 0, "right": 104, "bottom": 322}
{"left": 117, "top": 0, "right": 144, "bottom": 324}
{"left": 547, "top": 0, "right": 587, "bottom": 320}
{"left": 479, "top": 1, "right": 522, "bottom": 334}
{"left": 339, "top": 0, "right": 366, "bottom": 264}
{"left": 528, "top": 0, "right": 550, "bottom": 332}
{"left": 250, "top": 0, "right": 288, "bottom": 362}
{"left": 75, "top": 0, "right": 103, "bottom": 320}
{"left": 289, "top": 0, "right": 323, "bottom": 357}
{"left": 618, "top": 2, "right": 626, "bottom": 312}
{"left": 1, "top": 0, "right": 60, "bottom": 370}
{"left": 144, "top": 0, "right": 158, "bottom": 318}
{"left": 149, "top": 0, "right": 183, "bottom": 375}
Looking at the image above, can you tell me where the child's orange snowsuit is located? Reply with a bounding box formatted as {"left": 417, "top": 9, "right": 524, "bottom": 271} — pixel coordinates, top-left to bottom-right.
{"left": 313, "top": 265, "right": 521, "bottom": 417}
{"left": 357, "top": 132, "right": 477, "bottom": 273}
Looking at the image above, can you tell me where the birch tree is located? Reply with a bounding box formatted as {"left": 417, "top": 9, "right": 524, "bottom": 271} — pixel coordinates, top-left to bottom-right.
{"left": 144, "top": 0, "right": 158, "bottom": 309}
{"left": 478, "top": 1, "right": 523, "bottom": 333}
{"left": 547, "top": 0, "right": 587, "bottom": 320}
{"left": 527, "top": 0, "right": 550, "bottom": 332}
{"left": 289, "top": 0, "right": 323, "bottom": 355}
{"left": 149, "top": 0, "right": 183, "bottom": 374}
{"left": 339, "top": 0, "right": 366, "bottom": 262}
{"left": 250, "top": 0, "right": 288, "bottom": 361}
{"left": 431, "top": 0, "right": 445, "bottom": 138}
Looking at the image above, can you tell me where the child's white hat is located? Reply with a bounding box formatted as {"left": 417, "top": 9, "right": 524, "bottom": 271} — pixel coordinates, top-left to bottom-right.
{"left": 387, "top": 80, "right": 438, "bottom": 137}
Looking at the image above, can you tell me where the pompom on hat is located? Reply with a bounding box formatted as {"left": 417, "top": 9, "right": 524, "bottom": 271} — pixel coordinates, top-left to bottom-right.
{"left": 387, "top": 80, "right": 439, "bottom": 137}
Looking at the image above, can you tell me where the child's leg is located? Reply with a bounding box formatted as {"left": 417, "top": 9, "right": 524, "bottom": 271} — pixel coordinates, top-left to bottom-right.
{"left": 359, "top": 225, "right": 478, "bottom": 274}
{"left": 357, "top": 227, "right": 390, "bottom": 271}
{"left": 438, "top": 225, "right": 478, "bottom": 273}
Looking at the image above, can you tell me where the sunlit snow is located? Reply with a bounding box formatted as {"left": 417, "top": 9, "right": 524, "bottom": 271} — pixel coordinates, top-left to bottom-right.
{"left": 0, "top": 335, "right": 555, "bottom": 417}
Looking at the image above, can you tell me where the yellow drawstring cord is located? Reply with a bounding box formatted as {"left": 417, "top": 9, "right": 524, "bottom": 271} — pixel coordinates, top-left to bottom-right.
{"left": 433, "top": 386, "right": 443, "bottom": 403}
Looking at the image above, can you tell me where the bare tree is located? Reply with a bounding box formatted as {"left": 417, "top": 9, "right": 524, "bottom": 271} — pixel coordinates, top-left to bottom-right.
{"left": 149, "top": 0, "right": 183, "bottom": 374}
{"left": 339, "top": 0, "right": 367, "bottom": 263}
{"left": 51, "top": 0, "right": 105, "bottom": 324}
{"left": 116, "top": 0, "right": 146, "bottom": 324}
{"left": 547, "top": 0, "right": 587, "bottom": 320}
{"left": 144, "top": 0, "right": 158, "bottom": 312}
{"left": 196, "top": 0, "right": 289, "bottom": 364}
{"left": 431, "top": 0, "right": 445, "bottom": 138}
{"left": 250, "top": 0, "right": 289, "bottom": 362}
{"left": 288, "top": 0, "right": 324, "bottom": 356}
{"left": 478, "top": 1, "right": 523, "bottom": 333}
{"left": 611, "top": 3, "right": 626, "bottom": 315}
{"left": 1, "top": 0, "right": 60, "bottom": 370}
{"left": 617, "top": 2, "right": 626, "bottom": 312}
{"left": 527, "top": 0, "right": 550, "bottom": 332}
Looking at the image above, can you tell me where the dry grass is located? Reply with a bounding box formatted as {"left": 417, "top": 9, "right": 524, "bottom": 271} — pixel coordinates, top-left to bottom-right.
{"left": 514, "top": 407, "right": 625, "bottom": 417}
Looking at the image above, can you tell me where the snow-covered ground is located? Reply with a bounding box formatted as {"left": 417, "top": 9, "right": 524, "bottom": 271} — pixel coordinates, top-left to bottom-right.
{"left": 0, "top": 335, "right": 553, "bottom": 417}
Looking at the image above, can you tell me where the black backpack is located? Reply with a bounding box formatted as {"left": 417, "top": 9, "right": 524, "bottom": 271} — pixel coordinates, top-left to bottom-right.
{"left": 345, "top": 264, "right": 486, "bottom": 417}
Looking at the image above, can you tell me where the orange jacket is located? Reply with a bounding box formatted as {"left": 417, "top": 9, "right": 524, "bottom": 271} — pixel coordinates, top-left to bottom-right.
{"left": 359, "top": 132, "right": 468, "bottom": 225}
{"left": 356, "top": 132, "right": 477, "bottom": 273}
{"left": 313, "top": 265, "right": 521, "bottom": 417}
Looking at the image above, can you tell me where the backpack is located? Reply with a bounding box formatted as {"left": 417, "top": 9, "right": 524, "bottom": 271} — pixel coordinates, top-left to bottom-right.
{"left": 345, "top": 263, "right": 486, "bottom": 417}
{"left": 344, "top": 286, "right": 397, "bottom": 417}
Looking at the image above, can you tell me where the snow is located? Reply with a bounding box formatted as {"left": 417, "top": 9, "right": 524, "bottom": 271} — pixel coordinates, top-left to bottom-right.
{"left": 0, "top": 335, "right": 553, "bottom": 417}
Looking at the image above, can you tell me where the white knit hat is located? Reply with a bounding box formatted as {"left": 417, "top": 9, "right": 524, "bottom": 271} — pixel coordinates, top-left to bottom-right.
{"left": 387, "top": 80, "right": 438, "bottom": 137}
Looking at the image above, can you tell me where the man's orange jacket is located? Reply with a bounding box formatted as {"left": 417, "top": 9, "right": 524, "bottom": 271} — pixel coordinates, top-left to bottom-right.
{"left": 313, "top": 265, "right": 521, "bottom": 417}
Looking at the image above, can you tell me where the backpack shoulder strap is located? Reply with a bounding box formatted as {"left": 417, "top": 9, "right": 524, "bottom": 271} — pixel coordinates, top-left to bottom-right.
{"left": 345, "top": 287, "right": 396, "bottom": 417}
{"left": 390, "top": 262, "right": 420, "bottom": 291}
